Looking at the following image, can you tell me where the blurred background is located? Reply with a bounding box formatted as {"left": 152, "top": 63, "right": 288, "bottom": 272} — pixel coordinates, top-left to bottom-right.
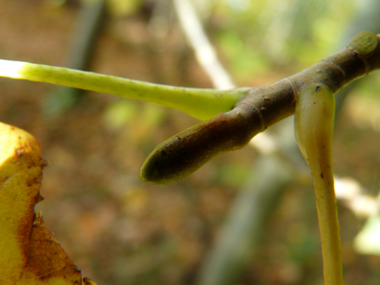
{"left": 0, "top": 0, "right": 380, "bottom": 284}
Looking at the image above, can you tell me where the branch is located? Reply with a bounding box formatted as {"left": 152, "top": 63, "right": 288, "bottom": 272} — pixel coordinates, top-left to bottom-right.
{"left": 0, "top": 31, "right": 378, "bottom": 184}
{"left": 141, "top": 31, "right": 380, "bottom": 184}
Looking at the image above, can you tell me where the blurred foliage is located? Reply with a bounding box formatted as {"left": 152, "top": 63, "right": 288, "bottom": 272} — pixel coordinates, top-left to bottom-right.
{"left": 212, "top": 163, "right": 252, "bottom": 187}
{"left": 103, "top": 99, "right": 139, "bottom": 131}
{"left": 52, "top": 0, "right": 361, "bottom": 78}
{"left": 355, "top": 212, "right": 380, "bottom": 255}
{"left": 206, "top": 0, "right": 357, "bottom": 73}
{"left": 106, "top": 0, "right": 142, "bottom": 17}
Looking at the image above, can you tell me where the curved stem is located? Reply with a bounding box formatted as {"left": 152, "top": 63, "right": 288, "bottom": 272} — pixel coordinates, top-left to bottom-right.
{"left": 295, "top": 84, "right": 343, "bottom": 285}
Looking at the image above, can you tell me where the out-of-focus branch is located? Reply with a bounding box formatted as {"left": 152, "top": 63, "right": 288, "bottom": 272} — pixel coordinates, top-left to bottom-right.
{"left": 198, "top": 154, "right": 294, "bottom": 285}
{"left": 172, "top": 0, "right": 235, "bottom": 89}
{"left": 44, "top": 0, "right": 107, "bottom": 117}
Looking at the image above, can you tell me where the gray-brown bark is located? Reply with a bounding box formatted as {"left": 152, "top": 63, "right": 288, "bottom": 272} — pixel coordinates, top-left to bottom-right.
{"left": 141, "top": 32, "right": 380, "bottom": 184}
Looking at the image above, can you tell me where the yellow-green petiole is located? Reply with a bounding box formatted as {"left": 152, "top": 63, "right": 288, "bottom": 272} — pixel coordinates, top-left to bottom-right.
{"left": 295, "top": 84, "right": 343, "bottom": 285}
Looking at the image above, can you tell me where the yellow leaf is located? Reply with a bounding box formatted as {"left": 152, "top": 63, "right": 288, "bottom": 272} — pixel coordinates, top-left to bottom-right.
{"left": 0, "top": 122, "right": 96, "bottom": 285}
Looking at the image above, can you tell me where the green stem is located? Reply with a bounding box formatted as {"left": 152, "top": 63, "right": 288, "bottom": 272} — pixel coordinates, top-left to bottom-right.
{"left": 0, "top": 59, "right": 247, "bottom": 120}
{"left": 312, "top": 158, "right": 343, "bottom": 285}
{"left": 295, "top": 84, "right": 343, "bottom": 285}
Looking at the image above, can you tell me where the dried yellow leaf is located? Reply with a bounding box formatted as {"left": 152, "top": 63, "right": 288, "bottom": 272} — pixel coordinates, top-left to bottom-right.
{"left": 0, "top": 123, "right": 96, "bottom": 285}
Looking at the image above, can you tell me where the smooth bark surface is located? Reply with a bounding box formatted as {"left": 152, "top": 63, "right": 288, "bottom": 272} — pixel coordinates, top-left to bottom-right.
{"left": 141, "top": 32, "right": 380, "bottom": 184}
